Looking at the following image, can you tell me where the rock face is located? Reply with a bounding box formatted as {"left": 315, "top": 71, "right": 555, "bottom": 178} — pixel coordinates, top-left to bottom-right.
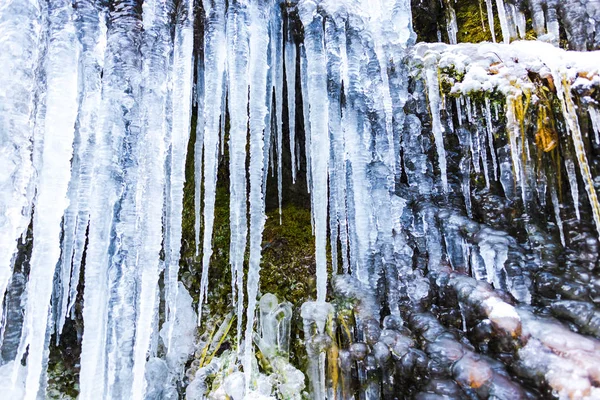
{"left": 1, "top": 0, "right": 600, "bottom": 399}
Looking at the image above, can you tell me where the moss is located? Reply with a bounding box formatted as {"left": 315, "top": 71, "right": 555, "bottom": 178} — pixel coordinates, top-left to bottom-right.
{"left": 260, "top": 205, "right": 316, "bottom": 305}
{"left": 455, "top": 0, "right": 498, "bottom": 44}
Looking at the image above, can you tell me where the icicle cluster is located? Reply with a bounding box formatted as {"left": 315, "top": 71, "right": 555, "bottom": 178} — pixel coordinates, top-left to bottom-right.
{"left": 3, "top": 0, "right": 600, "bottom": 398}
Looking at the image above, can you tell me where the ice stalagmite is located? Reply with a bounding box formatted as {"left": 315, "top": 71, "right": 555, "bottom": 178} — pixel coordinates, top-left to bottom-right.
{"left": 15, "top": 1, "right": 79, "bottom": 397}
{"left": 165, "top": 0, "right": 195, "bottom": 347}
{"left": 298, "top": 0, "right": 329, "bottom": 302}
{"left": 245, "top": 0, "right": 270, "bottom": 392}
{"left": 226, "top": 0, "right": 250, "bottom": 346}
{"left": 0, "top": 0, "right": 43, "bottom": 312}
{"left": 198, "top": 0, "right": 226, "bottom": 323}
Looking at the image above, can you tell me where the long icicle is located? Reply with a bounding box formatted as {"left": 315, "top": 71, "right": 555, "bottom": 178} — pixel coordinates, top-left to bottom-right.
{"left": 226, "top": 0, "right": 250, "bottom": 348}
{"left": 298, "top": 0, "right": 330, "bottom": 303}
{"left": 244, "top": 0, "right": 269, "bottom": 393}
{"left": 198, "top": 0, "right": 226, "bottom": 324}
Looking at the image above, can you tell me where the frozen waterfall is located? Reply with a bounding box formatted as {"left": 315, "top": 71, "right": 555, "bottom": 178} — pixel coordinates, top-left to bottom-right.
{"left": 2, "top": 0, "right": 600, "bottom": 399}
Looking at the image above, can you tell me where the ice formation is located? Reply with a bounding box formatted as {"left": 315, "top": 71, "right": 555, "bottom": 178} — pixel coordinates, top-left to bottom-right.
{"left": 2, "top": 0, "right": 600, "bottom": 399}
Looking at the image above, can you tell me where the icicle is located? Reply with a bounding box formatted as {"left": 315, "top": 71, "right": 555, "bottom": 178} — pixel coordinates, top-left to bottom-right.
{"left": 505, "top": 95, "right": 526, "bottom": 203}
{"left": 56, "top": 0, "right": 107, "bottom": 339}
{"left": 130, "top": 0, "right": 173, "bottom": 397}
{"left": 165, "top": 0, "right": 195, "bottom": 357}
{"left": 300, "top": 45, "right": 315, "bottom": 232}
{"left": 485, "top": 0, "right": 497, "bottom": 43}
{"left": 495, "top": 0, "right": 511, "bottom": 43}
{"left": 564, "top": 158, "right": 581, "bottom": 220}
{"left": 226, "top": 0, "right": 249, "bottom": 348}
{"left": 455, "top": 97, "right": 463, "bottom": 126}
{"left": 198, "top": 0, "right": 226, "bottom": 324}
{"left": 556, "top": 76, "right": 600, "bottom": 239}
{"left": 424, "top": 55, "right": 449, "bottom": 193}
{"left": 484, "top": 98, "right": 499, "bottom": 181}
{"left": 479, "top": 126, "right": 491, "bottom": 189}
{"left": 79, "top": 2, "right": 143, "bottom": 397}
{"left": 17, "top": 1, "right": 80, "bottom": 397}
{"left": 195, "top": 34, "right": 206, "bottom": 258}
{"left": 285, "top": 24, "right": 298, "bottom": 184}
{"left": 271, "top": 0, "right": 284, "bottom": 223}
{"left": 551, "top": 180, "right": 566, "bottom": 246}
{"left": 514, "top": 8, "right": 527, "bottom": 39}
{"left": 589, "top": 106, "right": 600, "bottom": 145}
{"left": 0, "top": 0, "right": 43, "bottom": 309}
{"left": 244, "top": 0, "right": 269, "bottom": 393}
{"left": 446, "top": 1, "right": 458, "bottom": 44}
{"left": 298, "top": 0, "right": 330, "bottom": 303}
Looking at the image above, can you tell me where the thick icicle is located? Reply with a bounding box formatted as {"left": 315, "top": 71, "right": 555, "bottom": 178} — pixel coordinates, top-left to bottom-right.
{"left": 244, "top": 0, "right": 269, "bottom": 393}
{"left": 198, "top": 0, "right": 226, "bottom": 323}
{"left": 56, "top": 0, "right": 107, "bottom": 339}
{"left": 0, "top": 0, "right": 43, "bottom": 310}
{"left": 79, "top": 2, "right": 142, "bottom": 397}
{"left": 15, "top": 1, "right": 80, "bottom": 397}
{"left": 298, "top": 0, "right": 330, "bottom": 303}
{"left": 130, "top": 0, "right": 173, "bottom": 397}
{"left": 226, "top": 0, "right": 250, "bottom": 347}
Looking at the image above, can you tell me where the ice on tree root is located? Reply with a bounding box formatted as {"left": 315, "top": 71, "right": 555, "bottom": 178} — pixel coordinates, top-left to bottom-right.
{"left": 438, "top": 270, "right": 600, "bottom": 399}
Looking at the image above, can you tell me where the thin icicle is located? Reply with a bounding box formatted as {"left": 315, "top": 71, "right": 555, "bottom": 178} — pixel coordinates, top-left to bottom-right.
{"left": 198, "top": 0, "right": 226, "bottom": 324}
{"left": 589, "top": 106, "right": 600, "bottom": 145}
{"left": 484, "top": 98, "right": 499, "bottom": 181}
{"left": 285, "top": 25, "right": 298, "bottom": 184}
{"left": 271, "top": 0, "right": 284, "bottom": 223}
{"left": 551, "top": 180, "right": 566, "bottom": 246}
{"left": 485, "top": 0, "right": 497, "bottom": 43}
{"left": 424, "top": 55, "right": 449, "bottom": 193}
{"left": 165, "top": 0, "right": 195, "bottom": 352}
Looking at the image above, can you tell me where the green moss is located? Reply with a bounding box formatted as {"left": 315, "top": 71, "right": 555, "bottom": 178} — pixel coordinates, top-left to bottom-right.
{"left": 455, "top": 0, "right": 497, "bottom": 44}
{"left": 260, "top": 205, "right": 316, "bottom": 305}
